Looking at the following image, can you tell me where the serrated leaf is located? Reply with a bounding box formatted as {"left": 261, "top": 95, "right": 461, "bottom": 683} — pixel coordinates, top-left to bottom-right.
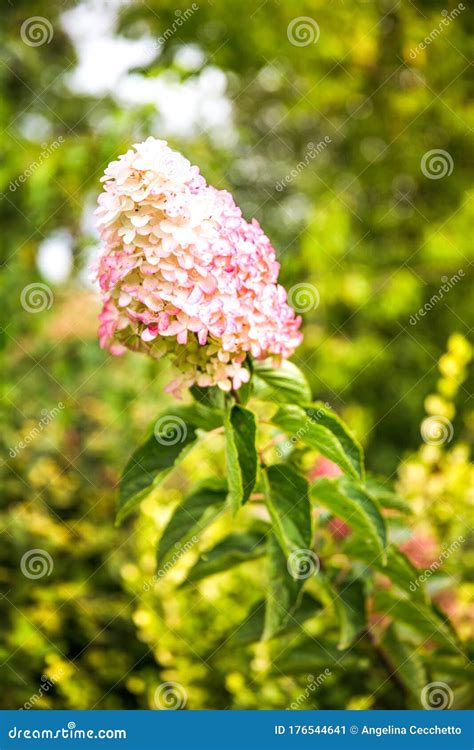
{"left": 375, "top": 591, "right": 459, "bottom": 652}
{"left": 190, "top": 384, "right": 225, "bottom": 411}
{"left": 253, "top": 359, "right": 312, "bottom": 405}
{"left": 311, "top": 476, "right": 387, "bottom": 561}
{"left": 424, "top": 654, "right": 474, "bottom": 681}
{"left": 431, "top": 600, "right": 462, "bottom": 645}
{"left": 365, "top": 477, "right": 412, "bottom": 514}
{"left": 117, "top": 404, "right": 222, "bottom": 525}
{"left": 263, "top": 533, "right": 305, "bottom": 640}
{"left": 230, "top": 600, "right": 266, "bottom": 645}
{"left": 272, "top": 404, "right": 362, "bottom": 479}
{"left": 272, "top": 639, "right": 362, "bottom": 675}
{"left": 180, "top": 402, "right": 223, "bottom": 432}
{"left": 224, "top": 403, "right": 257, "bottom": 513}
{"left": 379, "top": 624, "right": 426, "bottom": 704}
{"left": 231, "top": 593, "right": 323, "bottom": 645}
{"left": 156, "top": 479, "right": 227, "bottom": 571}
{"left": 181, "top": 530, "right": 267, "bottom": 585}
{"left": 264, "top": 464, "right": 312, "bottom": 558}
{"left": 307, "top": 402, "right": 364, "bottom": 480}
{"left": 343, "top": 538, "right": 424, "bottom": 600}
{"left": 325, "top": 576, "right": 367, "bottom": 650}
{"left": 236, "top": 358, "right": 253, "bottom": 405}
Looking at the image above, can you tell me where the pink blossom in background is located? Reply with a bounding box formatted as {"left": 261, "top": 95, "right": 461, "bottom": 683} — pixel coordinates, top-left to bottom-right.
{"left": 309, "top": 458, "right": 350, "bottom": 540}
{"left": 93, "top": 138, "right": 302, "bottom": 397}
{"left": 399, "top": 532, "right": 438, "bottom": 569}
{"left": 328, "top": 516, "right": 351, "bottom": 541}
{"left": 309, "top": 456, "right": 343, "bottom": 481}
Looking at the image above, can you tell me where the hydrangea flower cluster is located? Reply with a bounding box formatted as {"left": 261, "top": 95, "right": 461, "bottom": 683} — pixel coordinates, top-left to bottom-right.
{"left": 94, "top": 137, "right": 302, "bottom": 397}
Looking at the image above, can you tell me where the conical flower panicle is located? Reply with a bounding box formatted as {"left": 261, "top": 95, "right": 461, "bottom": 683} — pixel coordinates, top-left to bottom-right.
{"left": 94, "top": 137, "right": 302, "bottom": 397}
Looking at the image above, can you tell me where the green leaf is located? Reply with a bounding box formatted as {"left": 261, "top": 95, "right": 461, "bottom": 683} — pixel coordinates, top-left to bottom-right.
{"left": 252, "top": 359, "right": 312, "bottom": 405}
{"left": 272, "top": 404, "right": 363, "bottom": 479}
{"left": 156, "top": 479, "right": 228, "bottom": 571}
{"left": 190, "top": 384, "right": 225, "bottom": 411}
{"left": 273, "top": 639, "right": 363, "bottom": 675}
{"left": 379, "top": 624, "right": 426, "bottom": 704}
{"left": 236, "top": 358, "right": 253, "bottom": 405}
{"left": 231, "top": 593, "right": 323, "bottom": 645}
{"left": 424, "top": 654, "right": 474, "bottom": 682}
{"left": 375, "top": 591, "right": 460, "bottom": 652}
{"left": 224, "top": 403, "right": 257, "bottom": 513}
{"left": 325, "top": 576, "right": 367, "bottom": 650}
{"left": 264, "top": 464, "right": 312, "bottom": 558}
{"left": 365, "top": 477, "right": 412, "bottom": 514}
{"left": 179, "top": 402, "right": 223, "bottom": 432}
{"left": 230, "top": 600, "right": 266, "bottom": 645}
{"left": 311, "top": 476, "right": 387, "bottom": 561}
{"left": 343, "top": 538, "right": 424, "bottom": 600}
{"left": 263, "top": 533, "right": 305, "bottom": 640}
{"left": 307, "top": 402, "right": 364, "bottom": 480}
{"left": 181, "top": 530, "right": 267, "bottom": 585}
{"left": 117, "top": 404, "right": 222, "bottom": 525}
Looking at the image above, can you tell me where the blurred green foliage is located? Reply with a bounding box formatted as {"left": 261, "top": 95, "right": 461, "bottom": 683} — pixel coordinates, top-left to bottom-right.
{"left": 1, "top": 0, "right": 472, "bottom": 709}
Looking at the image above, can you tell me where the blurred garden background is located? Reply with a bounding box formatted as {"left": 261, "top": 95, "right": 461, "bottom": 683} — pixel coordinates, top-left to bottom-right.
{"left": 1, "top": 0, "right": 473, "bottom": 710}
